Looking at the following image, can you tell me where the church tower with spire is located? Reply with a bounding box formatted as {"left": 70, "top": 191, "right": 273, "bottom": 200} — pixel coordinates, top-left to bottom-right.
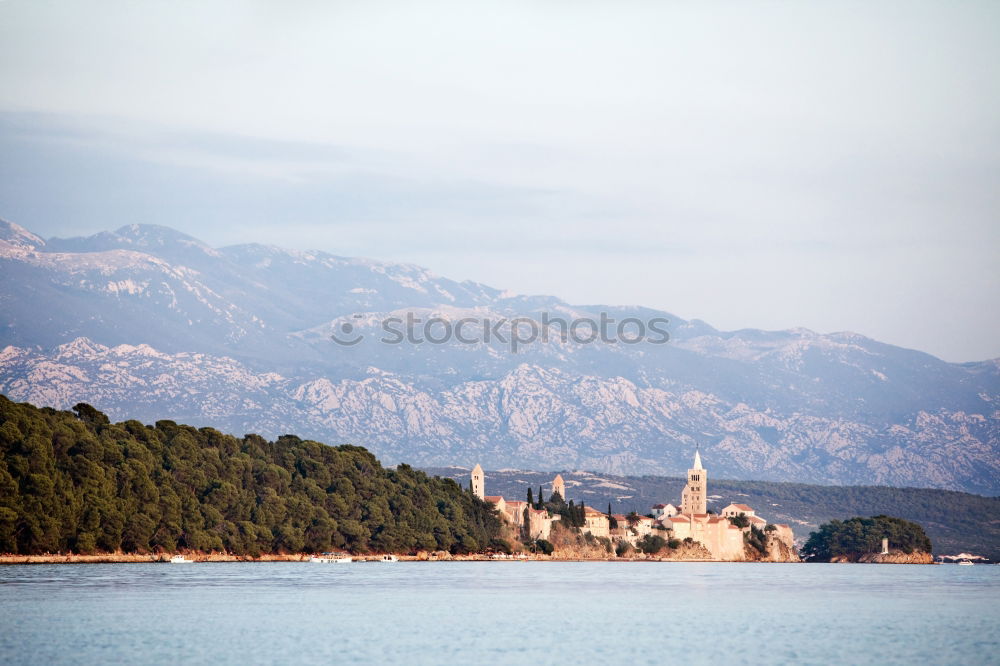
{"left": 681, "top": 450, "right": 707, "bottom": 515}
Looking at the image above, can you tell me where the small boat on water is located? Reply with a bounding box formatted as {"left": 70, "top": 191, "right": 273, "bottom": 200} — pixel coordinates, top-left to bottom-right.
{"left": 378, "top": 554, "right": 398, "bottom": 563}
{"left": 957, "top": 560, "right": 974, "bottom": 566}
{"left": 309, "top": 553, "right": 352, "bottom": 564}
{"left": 169, "top": 555, "right": 194, "bottom": 564}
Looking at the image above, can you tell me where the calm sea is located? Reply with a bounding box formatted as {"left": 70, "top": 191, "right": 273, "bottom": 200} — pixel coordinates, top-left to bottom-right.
{"left": 0, "top": 562, "right": 997, "bottom": 665}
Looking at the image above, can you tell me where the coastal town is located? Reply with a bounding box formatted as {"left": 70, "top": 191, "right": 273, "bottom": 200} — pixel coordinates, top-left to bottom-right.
{"left": 472, "top": 452, "right": 797, "bottom": 561}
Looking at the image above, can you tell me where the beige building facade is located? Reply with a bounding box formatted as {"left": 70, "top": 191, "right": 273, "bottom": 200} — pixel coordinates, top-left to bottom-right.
{"left": 610, "top": 514, "right": 656, "bottom": 545}
{"left": 653, "top": 452, "right": 795, "bottom": 560}
{"left": 721, "top": 503, "right": 755, "bottom": 519}
{"left": 582, "top": 506, "right": 611, "bottom": 538}
{"left": 651, "top": 503, "right": 679, "bottom": 519}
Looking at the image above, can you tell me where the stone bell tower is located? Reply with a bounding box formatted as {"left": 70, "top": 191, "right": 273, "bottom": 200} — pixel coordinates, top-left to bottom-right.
{"left": 681, "top": 450, "right": 707, "bottom": 515}
{"left": 471, "top": 464, "right": 484, "bottom": 500}
{"left": 551, "top": 474, "right": 566, "bottom": 501}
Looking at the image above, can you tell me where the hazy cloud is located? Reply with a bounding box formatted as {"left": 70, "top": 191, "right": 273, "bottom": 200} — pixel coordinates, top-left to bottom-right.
{"left": 0, "top": 1, "right": 998, "bottom": 361}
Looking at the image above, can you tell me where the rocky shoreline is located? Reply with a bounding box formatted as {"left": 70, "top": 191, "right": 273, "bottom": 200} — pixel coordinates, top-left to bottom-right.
{"left": 0, "top": 550, "right": 800, "bottom": 564}
{"left": 830, "top": 550, "right": 935, "bottom": 564}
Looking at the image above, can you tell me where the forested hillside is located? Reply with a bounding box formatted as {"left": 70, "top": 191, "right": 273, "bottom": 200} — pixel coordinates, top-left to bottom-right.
{"left": 0, "top": 396, "right": 501, "bottom": 555}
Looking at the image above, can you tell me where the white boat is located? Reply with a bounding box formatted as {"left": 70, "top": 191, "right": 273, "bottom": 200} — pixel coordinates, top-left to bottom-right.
{"left": 309, "top": 553, "right": 353, "bottom": 563}
{"left": 378, "top": 554, "right": 398, "bottom": 563}
{"left": 169, "top": 555, "right": 194, "bottom": 564}
{"left": 957, "top": 561, "right": 974, "bottom": 566}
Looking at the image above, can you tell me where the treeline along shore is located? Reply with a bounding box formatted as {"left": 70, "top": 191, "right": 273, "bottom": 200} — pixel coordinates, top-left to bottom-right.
{"left": 0, "top": 395, "right": 503, "bottom": 557}
{"left": 0, "top": 395, "right": 942, "bottom": 563}
{"left": 0, "top": 549, "right": 725, "bottom": 564}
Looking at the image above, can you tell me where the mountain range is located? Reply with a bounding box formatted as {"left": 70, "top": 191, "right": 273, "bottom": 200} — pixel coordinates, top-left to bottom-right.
{"left": 1, "top": 218, "right": 997, "bottom": 493}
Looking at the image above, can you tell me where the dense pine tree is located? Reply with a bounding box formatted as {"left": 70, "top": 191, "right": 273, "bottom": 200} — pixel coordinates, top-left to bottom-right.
{"left": 0, "top": 396, "right": 503, "bottom": 556}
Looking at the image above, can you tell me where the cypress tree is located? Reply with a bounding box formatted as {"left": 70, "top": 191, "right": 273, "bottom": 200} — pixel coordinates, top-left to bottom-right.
{"left": 527, "top": 487, "right": 533, "bottom": 507}
{"left": 538, "top": 485, "right": 544, "bottom": 507}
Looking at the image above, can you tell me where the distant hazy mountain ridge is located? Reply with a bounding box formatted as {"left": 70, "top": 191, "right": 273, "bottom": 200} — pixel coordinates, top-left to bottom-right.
{"left": 1, "top": 218, "right": 997, "bottom": 492}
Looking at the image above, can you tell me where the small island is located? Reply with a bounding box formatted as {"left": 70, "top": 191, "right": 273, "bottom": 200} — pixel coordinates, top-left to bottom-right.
{"left": 801, "top": 515, "right": 934, "bottom": 563}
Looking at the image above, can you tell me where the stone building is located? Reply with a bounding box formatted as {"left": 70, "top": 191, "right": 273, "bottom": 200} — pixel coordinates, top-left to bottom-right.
{"left": 528, "top": 508, "right": 556, "bottom": 540}
{"left": 633, "top": 515, "right": 655, "bottom": 537}
{"left": 610, "top": 514, "right": 656, "bottom": 545}
{"left": 665, "top": 513, "right": 745, "bottom": 560}
{"left": 609, "top": 514, "right": 630, "bottom": 543}
{"left": 680, "top": 451, "right": 707, "bottom": 515}
{"left": 720, "top": 503, "right": 755, "bottom": 519}
{"left": 485, "top": 495, "right": 505, "bottom": 514}
{"left": 582, "top": 506, "right": 611, "bottom": 538}
{"left": 499, "top": 500, "right": 559, "bottom": 540}
{"left": 504, "top": 500, "right": 530, "bottom": 527}
{"left": 651, "top": 503, "right": 679, "bottom": 519}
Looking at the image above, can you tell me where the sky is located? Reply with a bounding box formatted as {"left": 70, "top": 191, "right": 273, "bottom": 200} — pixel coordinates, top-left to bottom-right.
{"left": 1, "top": 1, "right": 998, "bottom": 362}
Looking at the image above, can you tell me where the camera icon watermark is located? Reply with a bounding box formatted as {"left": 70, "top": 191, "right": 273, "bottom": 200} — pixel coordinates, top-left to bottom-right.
{"left": 330, "top": 312, "right": 669, "bottom": 353}
{"left": 330, "top": 315, "right": 365, "bottom": 346}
